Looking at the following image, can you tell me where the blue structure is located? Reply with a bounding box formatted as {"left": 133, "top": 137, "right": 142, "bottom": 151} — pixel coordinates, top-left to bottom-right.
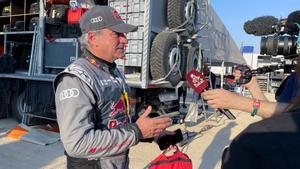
{"left": 241, "top": 46, "right": 254, "bottom": 53}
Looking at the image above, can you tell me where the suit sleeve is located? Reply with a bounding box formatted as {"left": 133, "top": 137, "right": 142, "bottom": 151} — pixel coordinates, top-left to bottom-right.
{"left": 55, "top": 75, "right": 141, "bottom": 159}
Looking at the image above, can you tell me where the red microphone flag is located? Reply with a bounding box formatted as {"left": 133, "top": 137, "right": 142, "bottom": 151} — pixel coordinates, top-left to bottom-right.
{"left": 185, "top": 69, "right": 209, "bottom": 93}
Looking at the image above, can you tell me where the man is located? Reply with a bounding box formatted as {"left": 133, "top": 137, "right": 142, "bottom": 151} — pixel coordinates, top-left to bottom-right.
{"left": 54, "top": 6, "right": 172, "bottom": 169}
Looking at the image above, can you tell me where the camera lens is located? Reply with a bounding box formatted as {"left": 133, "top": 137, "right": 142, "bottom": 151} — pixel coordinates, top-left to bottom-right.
{"left": 260, "top": 35, "right": 297, "bottom": 56}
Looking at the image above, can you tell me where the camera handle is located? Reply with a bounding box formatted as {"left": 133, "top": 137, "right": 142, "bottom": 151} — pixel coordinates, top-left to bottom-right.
{"left": 235, "top": 65, "right": 253, "bottom": 85}
{"left": 235, "top": 64, "right": 285, "bottom": 85}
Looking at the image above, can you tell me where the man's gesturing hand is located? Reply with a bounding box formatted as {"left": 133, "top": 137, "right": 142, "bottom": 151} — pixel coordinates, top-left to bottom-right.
{"left": 136, "top": 106, "right": 172, "bottom": 139}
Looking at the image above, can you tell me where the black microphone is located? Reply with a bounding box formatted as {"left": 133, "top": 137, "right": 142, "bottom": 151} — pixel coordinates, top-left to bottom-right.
{"left": 287, "top": 10, "right": 300, "bottom": 34}
{"left": 243, "top": 16, "right": 278, "bottom": 36}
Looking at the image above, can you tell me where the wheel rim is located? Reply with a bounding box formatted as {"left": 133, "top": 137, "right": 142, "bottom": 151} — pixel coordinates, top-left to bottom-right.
{"left": 168, "top": 45, "right": 181, "bottom": 70}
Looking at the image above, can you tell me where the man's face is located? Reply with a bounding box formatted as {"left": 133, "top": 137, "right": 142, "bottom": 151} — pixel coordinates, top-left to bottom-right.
{"left": 89, "top": 28, "right": 128, "bottom": 62}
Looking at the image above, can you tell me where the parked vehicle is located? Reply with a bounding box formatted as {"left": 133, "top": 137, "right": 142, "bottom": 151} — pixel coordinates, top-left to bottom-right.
{"left": 0, "top": 0, "right": 245, "bottom": 123}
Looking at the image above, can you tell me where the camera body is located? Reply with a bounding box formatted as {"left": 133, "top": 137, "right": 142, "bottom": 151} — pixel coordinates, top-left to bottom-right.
{"left": 239, "top": 11, "right": 300, "bottom": 83}
{"left": 260, "top": 18, "right": 299, "bottom": 59}
{"left": 259, "top": 15, "right": 299, "bottom": 74}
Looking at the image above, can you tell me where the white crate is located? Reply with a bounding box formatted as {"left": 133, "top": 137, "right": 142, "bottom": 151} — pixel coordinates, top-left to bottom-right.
{"left": 125, "top": 54, "right": 142, "bottom": 66}
{"left": 128, "top": 26, "right": 143, "bottom": 39}
{"left": 128, "top": 40, "right": 143, "bottom": 53}
{"left": 127, "top": 0, "right": 145, "bottom": 13}
{"left": 128, "top": 13, "right": 144, "bottom": 26}
{"left": 110, "top": 1, "right": 127, "bottom": 13}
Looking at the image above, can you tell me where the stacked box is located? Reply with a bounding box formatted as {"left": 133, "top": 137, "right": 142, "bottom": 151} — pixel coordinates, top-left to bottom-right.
{"left": 109, "top": 0, "right": 145, "bottom": 67}
{"left": 127, "top": 0, "right": 145, "bottom": 13}
{"left": 125, "top": 54, "right": 142, "bottom": 66}
{"left": 127, "top": 13, "right": 144, "bottom": 26}
{"left": 127, "top": 26, "right": 143, "bottom": 39}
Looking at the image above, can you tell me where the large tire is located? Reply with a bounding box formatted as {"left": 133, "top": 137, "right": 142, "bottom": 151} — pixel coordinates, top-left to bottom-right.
{"left": 167, "top": 0, "right": 196, "bottom": 34}
{"left": 150, "top": 31, "right": 182, "bottom": 86}
{"left": 11, "top": 91, "right": 27, "bottom": 122}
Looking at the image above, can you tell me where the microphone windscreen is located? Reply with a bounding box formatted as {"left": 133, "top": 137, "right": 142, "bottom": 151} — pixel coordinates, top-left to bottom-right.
{"left": 243, "top": 16, "right": 278, "bottom": 36}
{"left": 287, "top": 10, "right": 300, "bottom": 33}
{"left": 186, "top": 69, "right": 208, "bottom": 94}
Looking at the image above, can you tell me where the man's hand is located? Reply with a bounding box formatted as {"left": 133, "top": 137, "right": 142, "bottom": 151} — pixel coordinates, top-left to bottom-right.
{"left": 201, "top": 89, "right": 240, "bottom": 109}
{"left": 136, "top": 106, "right": 172, "bottom": 139}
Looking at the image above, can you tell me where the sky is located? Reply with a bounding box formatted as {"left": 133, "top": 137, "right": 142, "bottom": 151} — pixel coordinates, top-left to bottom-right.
{"left": 210, "top": 0, "right": 299, "bottom": 53}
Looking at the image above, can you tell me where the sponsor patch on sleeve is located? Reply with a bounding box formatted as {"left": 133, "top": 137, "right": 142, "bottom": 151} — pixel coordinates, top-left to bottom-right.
{"left": 60, "top": 88, "right": 80, "bottom": 101}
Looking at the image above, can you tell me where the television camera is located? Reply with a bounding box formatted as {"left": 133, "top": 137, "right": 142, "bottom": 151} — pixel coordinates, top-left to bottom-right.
{"left": 238, "top": 10, "right": 300, "bottom": 84}
{"left": 244, "top": 11, "right": 300, "bottom": 58}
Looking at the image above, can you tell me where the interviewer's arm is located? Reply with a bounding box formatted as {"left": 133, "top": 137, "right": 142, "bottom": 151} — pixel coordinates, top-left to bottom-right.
{"left": 245, "top": 77, "right": 267, "bottom": 101}
{"left": 201, "top": 89, "right": 289, "bottom": 119}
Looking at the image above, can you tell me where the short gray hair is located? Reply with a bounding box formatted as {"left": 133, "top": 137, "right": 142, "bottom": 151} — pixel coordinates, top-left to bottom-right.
{"left": 78, "top": 30, "right": 103, "bottom": 49}
{"left": 78, "top": 33, "right": 88, "bottom": 48}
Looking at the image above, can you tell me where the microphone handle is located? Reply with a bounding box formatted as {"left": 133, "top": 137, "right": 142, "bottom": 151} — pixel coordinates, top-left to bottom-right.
{"left": 202, "top": 89, "right": 236, "bottom": 120}
{"left": 218, "top": 108, "right": 236, "bottom": 120}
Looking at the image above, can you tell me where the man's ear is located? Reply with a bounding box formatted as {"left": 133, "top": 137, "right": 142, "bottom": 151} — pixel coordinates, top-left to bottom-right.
{"left": 87, "top": 32, "right": 95, "bottom": 42}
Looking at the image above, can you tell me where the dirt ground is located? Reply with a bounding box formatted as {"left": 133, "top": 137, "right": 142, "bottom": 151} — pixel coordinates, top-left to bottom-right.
{"left": 0, "top": 113, "right": 261, "bottom": 169}
{"left": 0, "top": 93, "right": 275, "bottom": 169}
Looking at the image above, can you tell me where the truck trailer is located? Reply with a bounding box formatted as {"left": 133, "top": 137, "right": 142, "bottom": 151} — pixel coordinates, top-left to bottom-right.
{"left": 0, "top": 0, "right": 245, "bottom": 124}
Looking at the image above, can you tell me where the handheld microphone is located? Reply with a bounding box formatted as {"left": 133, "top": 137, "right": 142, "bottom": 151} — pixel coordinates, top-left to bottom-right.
{"left": 243, "top": 16, "right": 278, "bottom": 36}
{"left": 186, "top": 69, "right": 236, "bottom": 120}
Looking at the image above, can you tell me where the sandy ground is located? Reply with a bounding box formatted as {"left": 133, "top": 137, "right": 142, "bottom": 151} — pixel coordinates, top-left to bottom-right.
{"left": 0, "top": 93, "right": 275, "bottom": 169}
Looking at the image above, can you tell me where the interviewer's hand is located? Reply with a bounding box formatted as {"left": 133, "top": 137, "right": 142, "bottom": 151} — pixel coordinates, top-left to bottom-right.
{"left": 201, "top": 89, "right": 240, "bottom": 109}
{"left": 234, "top": 65, "right": 258, "bottom": 89}
{"left": 136, "top": 106, "right": 172, "bottom": 139}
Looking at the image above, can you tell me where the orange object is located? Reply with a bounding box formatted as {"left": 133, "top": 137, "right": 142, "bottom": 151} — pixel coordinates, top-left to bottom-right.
{"left": 6, "top": 125, "right": 28, "bottom": 140}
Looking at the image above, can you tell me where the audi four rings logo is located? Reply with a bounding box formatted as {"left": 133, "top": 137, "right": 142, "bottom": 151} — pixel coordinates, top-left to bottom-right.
{"left": 90, "top": 16, "right": 103, "bottom": 23}
{"left": 60, "top": 88, "right": 80, "bottom": 101}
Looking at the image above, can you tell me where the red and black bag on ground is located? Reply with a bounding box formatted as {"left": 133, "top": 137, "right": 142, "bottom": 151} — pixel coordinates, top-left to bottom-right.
{"left": 146, "top": 148, "right": 192, "bottom": 169}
